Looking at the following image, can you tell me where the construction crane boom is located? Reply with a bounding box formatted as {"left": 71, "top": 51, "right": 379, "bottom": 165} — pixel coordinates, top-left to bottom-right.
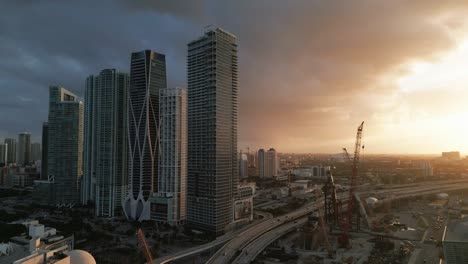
{"left": 137, "top": 228, "right": 153, "bottom": 264}
{"left": 340, "top": 121, "right": 364, "bottom": 246}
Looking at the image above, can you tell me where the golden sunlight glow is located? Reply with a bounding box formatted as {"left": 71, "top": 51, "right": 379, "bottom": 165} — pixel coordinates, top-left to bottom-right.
{"left": 388, "top": 36, "right": 468, "bottom": 153}
{"left": 398, "top": 38, "right": 468, "bottom": 93}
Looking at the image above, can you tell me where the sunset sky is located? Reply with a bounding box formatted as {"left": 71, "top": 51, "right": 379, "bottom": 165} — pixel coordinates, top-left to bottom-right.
{"left": 1, "top": 1, "right": 468, "bottom": 154}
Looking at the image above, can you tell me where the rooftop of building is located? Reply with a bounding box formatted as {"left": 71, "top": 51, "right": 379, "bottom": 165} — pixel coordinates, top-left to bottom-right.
{"left": 443, "top": 218, "right": 468, "bottom": 242}
{"left": 188, "top": 26, "right": 236, "bottom": 45}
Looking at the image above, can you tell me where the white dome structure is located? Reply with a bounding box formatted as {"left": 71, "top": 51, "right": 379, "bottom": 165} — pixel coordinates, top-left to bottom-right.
{"left": 366, "top": 197, "right": 379, "bottom": 206}
{"left": 66, "top": 250, "right": 96, "bottom": 264}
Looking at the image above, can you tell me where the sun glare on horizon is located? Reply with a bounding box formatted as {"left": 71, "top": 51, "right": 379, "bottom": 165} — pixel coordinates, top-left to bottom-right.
{"left": 389, "top": 34, "right": 468, "bottom": 154}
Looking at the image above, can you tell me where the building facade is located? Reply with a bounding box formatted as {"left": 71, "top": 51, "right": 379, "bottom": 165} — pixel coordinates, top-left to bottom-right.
{"left": 265, "top": 148, "right": 278, "bottom": 178}
{"left": 82, "top": 69, "right": 129, "bottom": 217}
{"left": 239, "top": 152, "right": 248, "bottom": 178}
{"left": 123, "top": 50, "right": 167, "bottom": 221}
{"left": 41, "top": 122, "right": 48, "bottom": 179}
{"left": 31, "top": 143, "right": 41, "bottom": 162}
{"left": 443, "top": 219, "right": 468, "bottom": 263}
{"left": 151, "top": 88, "right": 187, "bottom": 226}
{"left": 258, "top": 149, "right": 265, "bottom": 178}
{"left": 187, "top": 28, "right": 239, "bottom": 236}
{"left": 17, "top": 132, "right": 31, "bottom": 166}
{"left": 0, "top": 143, "right": 7, "bottom": 165}
{"left": 47, "top": 86, "right": 83, "bottom": 205}
{"left": 4, "top": 138, "right": 16, "bottom": 164}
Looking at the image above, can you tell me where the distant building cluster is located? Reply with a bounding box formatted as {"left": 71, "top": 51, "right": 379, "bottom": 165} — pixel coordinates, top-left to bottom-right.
{"left": 0, "top": 136, "right": 41, "bottom": 168}
{"left": 0, "top": 134, "right": 42, "bottom": 189}
{"left": 442, "top": 151, "right": 461, "bottom": 161}
{"left": 1, "top": 27, "right": 250, "bottom": 237}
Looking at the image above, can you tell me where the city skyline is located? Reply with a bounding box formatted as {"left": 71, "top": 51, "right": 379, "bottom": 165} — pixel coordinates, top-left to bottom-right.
{"left": 2, "top": 1, "right": 468, "bottom": 154}
{"left": 2, "top": 2, "right": 468, "bottom": 263}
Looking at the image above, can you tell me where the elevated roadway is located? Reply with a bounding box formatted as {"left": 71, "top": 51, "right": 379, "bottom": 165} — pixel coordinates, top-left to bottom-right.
{"left": 155, "top": 180, "right": 468, "bottom": 264}
{"left": 213, "top": 181, "right": 468, "bottom": 264}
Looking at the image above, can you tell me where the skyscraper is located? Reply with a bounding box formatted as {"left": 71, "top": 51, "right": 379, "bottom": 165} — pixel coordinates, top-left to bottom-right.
{"left": 266, "top": 148, "right": 278, "bottom": 178}
{"left": 31, "top": 143, "right": 41, "bottom": 162}
{"left": 17, "top": 132, "right": 31, "bottom": 166}
{"left": 41, "top": 122, "right": 48, "bottom": 179}
{"left": 4, "top": 138, "right": 16, "bottom": 164}
{"left": 152, "top": 88, "right": 187, "bottom": 226}
{"left": 258, "top": 149, "right": 265, "bottom": 178}
{"left": 47, "top": 86, "right": 83, "bottom": 205}
{"left": 239, "top": 152, "right": 248, "bottom": 178}
{"left": 123, "top": 50, "right": 167, "bottom": 221}
{"left": 247, "top": 151, "right": 258, "bottom": 177}
{"left": 187, "top": 28, "right": 238, "bottom": 236}
{"left": 257, "top": 148, "right": 278, "bottom": 178}
{"left": 82, "top": 69, "right": 129, "bottom": 217}
{"left": 0, "top": 143, "right": 7, "bottom": 165}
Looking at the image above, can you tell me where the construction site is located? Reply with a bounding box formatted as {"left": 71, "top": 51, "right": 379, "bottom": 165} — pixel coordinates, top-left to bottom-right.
{"left": 249, "top": 122, "right": 444, "bottom": 264}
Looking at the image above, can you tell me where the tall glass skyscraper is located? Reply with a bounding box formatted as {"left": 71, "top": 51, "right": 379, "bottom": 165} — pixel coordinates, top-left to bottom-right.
{"left": 82, "top": 69, "right": 129, "bottom": 217}
{"left": 48, "top": 86, "right": 83, "bottom": 205}
{"left": 123, "top": 50, "right": 167, "bottom": 221}
{"left": 151, "top": 88, "right": 187, "bottom": 226}
{"left": 17, "top": 132, "right": 31, "bottom": 166}
{"left": 187, "top": 28, "right": 239, "bottom": 236}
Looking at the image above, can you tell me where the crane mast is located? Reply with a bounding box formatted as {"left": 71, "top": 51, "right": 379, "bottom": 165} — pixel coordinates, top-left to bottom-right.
{"left": 314, "top": 190, "right": 333, "bottom": 257}
{"left": 340, "top": 121, "right": 364, "bottom": 246}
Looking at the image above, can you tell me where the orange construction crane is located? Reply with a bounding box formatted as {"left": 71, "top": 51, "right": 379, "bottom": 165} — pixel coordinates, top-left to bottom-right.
{"left": 137, "top": 228, "right": 153, "bottom": 264}
{"left": 339, "top": 121, "right": 364, "bottom": 247}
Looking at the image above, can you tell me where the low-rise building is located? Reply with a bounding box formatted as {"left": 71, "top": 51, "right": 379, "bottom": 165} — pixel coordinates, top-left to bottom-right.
{"left": 442, "top": 219, "right": 468, "bottom": 263}
{"left": 0, "top": 166, "right": 40, "bottom": 187}
{"left": 292, "top": 166, "right": 331, "bottom": 178}
{"left": 233, "top": 183, "right": 256, "bottom": 223}
{"left": 0, "top": 220, "right": 83, "bottom": 264}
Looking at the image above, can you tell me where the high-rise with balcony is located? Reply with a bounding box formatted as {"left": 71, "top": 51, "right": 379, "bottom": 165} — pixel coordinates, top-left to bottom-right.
{"left": 123, "top": 50, "right": 166, "bottom": 221}
{"left": 47, "top": 86, "right": 83, "bottom": 205}
{"left": 82, "top": 69, "right": 129, "bottom": 217}
{"left": 17, "top": 132, "right": 31, "bottom": 166}
{"left": 187, "top": 28, "right": 238, "bottom": 236}
{"left": 152, "top": 88, "right": 187, "bottom": 226}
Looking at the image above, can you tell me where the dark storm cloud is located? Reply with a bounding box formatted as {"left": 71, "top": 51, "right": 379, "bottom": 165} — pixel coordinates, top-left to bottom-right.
{"left": 1, "top": 0, "right": 468, "bottom": 151}
{"left": 0, "top": 0, "right": 199, "bottom": 141}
